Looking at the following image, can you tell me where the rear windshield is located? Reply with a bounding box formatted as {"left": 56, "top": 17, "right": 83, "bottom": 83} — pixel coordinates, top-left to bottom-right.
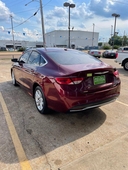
{"left": 46, "top": 50, "right": 101, "bottom": 65}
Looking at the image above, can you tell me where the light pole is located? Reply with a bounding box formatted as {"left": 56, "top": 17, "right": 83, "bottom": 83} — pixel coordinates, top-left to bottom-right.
{"left": 63, "top": 2, "right": 75, "bottom": 48}
{"left": 110, "top": 25, "right": 113, "bottom": 46}
{"left": 112, "top": 13, "right": 120, "bottom": 49}
{"left": 10, "top": 15, "right": 15, "bottom": 51}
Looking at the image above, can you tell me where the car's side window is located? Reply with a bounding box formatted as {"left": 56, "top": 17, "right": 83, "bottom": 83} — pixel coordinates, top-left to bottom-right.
{"left": 124, "top": 48, "right": 128, "bottom": 51}
{"left": 28, "top": 51, "right": 40, "bottom": 66}
{"left": 19, "top": 51, "right": 31, "bottom": 63}
{"left": 40, "top": 56, "right": 47, "bottom": 66}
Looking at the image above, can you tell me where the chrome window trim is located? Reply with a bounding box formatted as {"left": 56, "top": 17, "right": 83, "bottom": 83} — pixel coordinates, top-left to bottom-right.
{"left": 39, "top": 55, "right": 48, "bottom": 67}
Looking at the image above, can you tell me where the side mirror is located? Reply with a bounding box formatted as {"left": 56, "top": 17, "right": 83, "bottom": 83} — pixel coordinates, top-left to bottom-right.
{"left": 19, "top": 60, "right": 25, "bottom": 64}
{"left": 11, "top": 58, "right": 18, "bottom": 62}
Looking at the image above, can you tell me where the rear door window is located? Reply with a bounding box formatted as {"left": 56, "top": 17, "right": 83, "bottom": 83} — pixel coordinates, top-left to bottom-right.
{"left": 28, "top": 51, "right": 40, "bottom": 66}
{"left": 124, "top": 48, "right": 128, "bottom": 51}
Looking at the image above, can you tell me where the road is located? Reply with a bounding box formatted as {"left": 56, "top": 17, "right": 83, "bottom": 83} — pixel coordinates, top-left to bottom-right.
{"left": 0, "top": 53, "right": 128, "bottom": 170}
{"left": 0, "top": 51, "right": 22, "bottom": 59}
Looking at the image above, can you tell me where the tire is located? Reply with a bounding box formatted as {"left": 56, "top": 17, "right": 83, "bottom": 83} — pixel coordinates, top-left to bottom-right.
{"left": 34, "top": 86, "right": 49, "bottom": 114}
{"left": 11, "top": 71, "right": 18, "bottom": 86}
{"left": 102, "top": 53, "right": 105, "bottom": 58}
{"left": 123, "top": 60, "right": 128, "bottom": 71}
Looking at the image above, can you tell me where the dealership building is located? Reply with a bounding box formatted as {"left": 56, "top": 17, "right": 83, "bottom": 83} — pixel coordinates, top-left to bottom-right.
{"left": 0, "top": 30, "right": 99, "bottom": 49}
{"left": 45, "top": 30, "right": 99, "bottom": 48}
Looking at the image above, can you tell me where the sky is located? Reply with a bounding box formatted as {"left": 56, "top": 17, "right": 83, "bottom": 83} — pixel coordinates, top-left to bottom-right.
{"left": 0, "top": 0, "right": 128, "bottom": 43}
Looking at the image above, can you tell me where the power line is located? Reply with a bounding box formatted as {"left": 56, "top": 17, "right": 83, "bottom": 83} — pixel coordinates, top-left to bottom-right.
{"left": 12, "top": 0, "right": 52, "bottom": 28}
{"left": 7, "top": 8, "right": 39, "bottom": 29}
{"left": 13, "top": 7, "right": 39, "bottom": 14}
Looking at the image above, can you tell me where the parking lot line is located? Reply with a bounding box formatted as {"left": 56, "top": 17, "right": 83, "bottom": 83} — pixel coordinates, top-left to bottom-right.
{"left": 116, "top": 100, "right": 128, "bottom": 107}
{"left": 0, "top": 92, "right": 32, "bottom": 170}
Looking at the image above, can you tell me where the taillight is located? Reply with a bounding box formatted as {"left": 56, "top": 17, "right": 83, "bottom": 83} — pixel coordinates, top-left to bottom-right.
{"left": 91, "top": 52, "right": 94, "bottom": 54}
{"left": 116, "top": 53, "right": 118, "bottom": 58}
{"left": 113, "top": 68, "right": 119, "bottom": 78}
{"left": 55, "top": 77, "right": 84, "bottom": 85}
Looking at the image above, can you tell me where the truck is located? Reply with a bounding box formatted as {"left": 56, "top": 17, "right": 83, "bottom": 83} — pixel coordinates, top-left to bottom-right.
{"left": 115, "top": 46, "right": 128, "bottom": 71}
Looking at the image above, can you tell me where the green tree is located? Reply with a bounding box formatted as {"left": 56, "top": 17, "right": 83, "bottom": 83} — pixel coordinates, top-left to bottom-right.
{"left": 18, "top": 47, "right": 26, "bottom": 52}
{"left": 108, "top": 35, "right": 128, "bottom": 47}
{"left": 122, "top": 35, "right": 128, "bottom": 46}
{"left": 102, "top": 45, "right": 111, "bottom": 50}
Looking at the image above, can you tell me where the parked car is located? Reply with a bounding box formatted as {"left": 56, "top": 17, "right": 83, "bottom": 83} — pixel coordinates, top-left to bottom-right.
{"left": 115, "top": 46, "right": 128, "bottom": 71}
{"left": 11, "top": 48, "right": 121, "bottom": 114}
{"left": 0, "top": 46, "right": 7, "bottom": 51}
{"left": 117, "top": 46, "right": 128, "bottom": 52}
{"left": 88, "top": 49, "right": 101, "bottom": 58}
{"left": 102, "top": 50, "right": 117, "bottom": 58}
{"left": 76, "top": 46, "right": 84, "bottom": 51}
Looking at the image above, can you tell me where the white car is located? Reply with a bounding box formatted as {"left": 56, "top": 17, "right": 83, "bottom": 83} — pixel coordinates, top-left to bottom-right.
{"left": 88, "top": 49, "right": 101, "bottom": 58}
{"left": 115, "top": 46, "right": 128, "bottom": 71}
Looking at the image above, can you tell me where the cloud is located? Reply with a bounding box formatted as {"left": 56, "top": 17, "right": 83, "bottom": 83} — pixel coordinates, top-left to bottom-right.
{"left": 44, "top": 2, "right": 93, "bottom": 32}
{"left": 22, "top": 28, "right": 42, "bottom": 41}
{"left": 88, "top": 0, "right": 128, "bottom": 19}
{"left": 0, "top": 1, "right": 12, "bottom": 21}
{"left": 57, "top": 18, "right": 67, "bottom": 27}
{"left": 46, "top": 6, "right": 66, "bottom": 19}
{"left": 0, "top": 26, "right": 4, "bottom": 31}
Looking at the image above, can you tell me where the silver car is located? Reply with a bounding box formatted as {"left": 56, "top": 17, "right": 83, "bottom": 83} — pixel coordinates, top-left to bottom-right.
{"left": 88, "top": 49, "right": 101, "bottom": 58}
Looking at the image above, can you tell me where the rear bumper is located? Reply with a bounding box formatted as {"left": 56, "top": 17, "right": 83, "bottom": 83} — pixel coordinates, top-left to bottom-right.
{"left": 47, "top": 83, "right": 120, "bottom": 113}
{"left": 69, "top": 96, "right": 118, "bottom": 112}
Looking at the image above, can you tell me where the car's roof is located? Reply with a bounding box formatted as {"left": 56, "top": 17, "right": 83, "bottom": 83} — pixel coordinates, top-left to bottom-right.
{"left": 29, "top": 47, "right": 70, "bottom": 51}
{"left": 105, "top": 50, "right": 116, "bottom": 52}
{"left": 89, "top": 49, "right": 100, "bottom": 51}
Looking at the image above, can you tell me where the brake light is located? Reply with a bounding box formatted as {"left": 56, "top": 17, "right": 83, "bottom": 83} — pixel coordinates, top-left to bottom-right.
{"left": 113, "top": 68, "right": 119, "bottom": 78}
{"left": 116, "top": 53, "right": 118, "bottom": 58}
{"left": 55, "top": 77, "right": 84, "bottom": 85}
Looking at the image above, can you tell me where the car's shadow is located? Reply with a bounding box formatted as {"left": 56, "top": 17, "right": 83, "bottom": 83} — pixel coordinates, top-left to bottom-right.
{"left": 117, "top": 68, "right": 128, "bottom": 77}
{"left": 0, "top": 81, "right": 107, "bottom": 164}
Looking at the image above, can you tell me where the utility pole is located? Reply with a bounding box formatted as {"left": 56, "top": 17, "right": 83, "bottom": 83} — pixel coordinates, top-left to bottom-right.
{"left": 40, "top": 0, "right": 46, "bottom": 48}
{"left": 92, "top": 23, "right": 95, "bottom": 47}
{"left": 10, "top": 15, "right": 15, "bottom": 51}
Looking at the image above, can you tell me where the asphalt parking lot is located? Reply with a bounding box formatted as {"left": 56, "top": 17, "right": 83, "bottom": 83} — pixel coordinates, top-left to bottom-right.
{"left": 0, "top": 52, "right": 128, "bottom": 170}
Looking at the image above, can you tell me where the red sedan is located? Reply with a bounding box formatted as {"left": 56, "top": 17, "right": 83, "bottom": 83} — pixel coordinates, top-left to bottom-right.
{"left": 11, "top": 48, "right": 121, "bottom": 114}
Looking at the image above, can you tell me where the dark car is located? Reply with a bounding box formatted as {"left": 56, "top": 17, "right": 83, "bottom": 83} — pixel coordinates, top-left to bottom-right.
{"left": 0, "top": 46, "right": 7, "bottom": 51}
{"left": 102, "top": 50, "right": 117, "bottom": 58}
{"left": 11, "top": 48, "right": 121, "bottom": 114}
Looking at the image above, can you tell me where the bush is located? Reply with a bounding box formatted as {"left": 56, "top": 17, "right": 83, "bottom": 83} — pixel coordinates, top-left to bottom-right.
{"left": 102, "top": 45, "right": 111, "bottom": 50}
{"left": 113, "top": 45, "right": 120, "bottom": 49}
{"left": 18, "top": 47, "right": 26, "bottom": 51}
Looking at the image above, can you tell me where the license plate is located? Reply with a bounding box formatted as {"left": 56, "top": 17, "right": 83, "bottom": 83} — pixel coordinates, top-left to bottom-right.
{"left": 93, "top": 75, "right": 106, "bottom": 85}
